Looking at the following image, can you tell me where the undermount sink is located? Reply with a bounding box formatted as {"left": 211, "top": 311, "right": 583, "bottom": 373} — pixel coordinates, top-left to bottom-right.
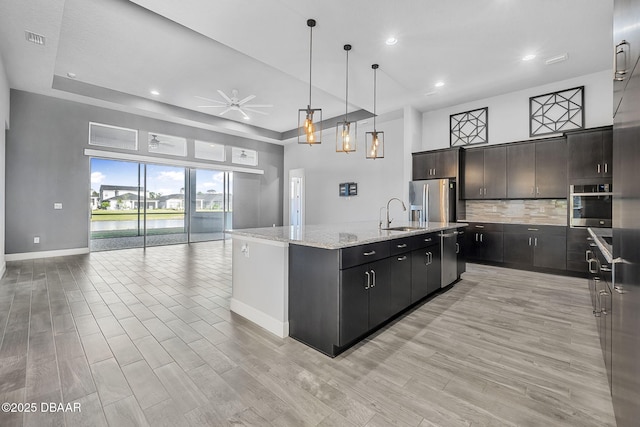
{"left": 382, "top": 226, "right": 423, "bottom": 232}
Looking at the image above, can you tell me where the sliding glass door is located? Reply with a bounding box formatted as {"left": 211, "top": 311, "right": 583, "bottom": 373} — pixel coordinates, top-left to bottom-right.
{"left": 90, "top": 158, "right": 232, "bottom": 251}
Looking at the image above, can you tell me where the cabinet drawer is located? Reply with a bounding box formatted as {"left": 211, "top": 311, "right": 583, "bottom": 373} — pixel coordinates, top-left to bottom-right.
{"left": 389, "top": 237, "right": 414, "bottom": 256}
{"left": 467, "top": 222, "right": 504, "bottom": 232}
{"left": 340, "top": 241, "right": 389, "bottom": 269}
{"left": 503, "top": 224, "right": 565, "bottom": 236}
{"left": 412, "top": 232, "right": 439, "bottom": 249}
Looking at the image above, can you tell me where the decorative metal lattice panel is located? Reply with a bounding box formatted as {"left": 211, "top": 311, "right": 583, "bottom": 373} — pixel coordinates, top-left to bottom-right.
{"left": 529, "top": 86, "right": 584, "bottom": 136}
{"left": 450, "top": 107, "right": 488, "bottom": 147}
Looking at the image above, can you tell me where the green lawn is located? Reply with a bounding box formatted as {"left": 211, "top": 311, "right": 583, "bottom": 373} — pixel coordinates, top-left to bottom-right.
{"left": 91, "top": 209, "right": 185, "bottom": 221}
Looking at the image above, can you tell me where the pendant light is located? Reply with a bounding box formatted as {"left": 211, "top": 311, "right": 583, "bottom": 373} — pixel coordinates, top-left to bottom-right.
{"left": 366, "top": 64, "right": 384, "bottom": 159}
{"left": 298, "top": 19, "right": 322, "bottom": 145}
{"left": 336, "top": 44, "right": 356, "bottom": 153}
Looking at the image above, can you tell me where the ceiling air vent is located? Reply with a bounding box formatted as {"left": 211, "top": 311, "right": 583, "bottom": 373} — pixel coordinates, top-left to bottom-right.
{"left": 25, "top": 31, "right": 46, "bottom": 46}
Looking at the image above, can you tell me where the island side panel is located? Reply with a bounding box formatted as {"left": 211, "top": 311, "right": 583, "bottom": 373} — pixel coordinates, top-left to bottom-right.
{"left": 289, "top": 244, "right": 341, "bottom": 356}
{"left": 230, "top": 236, "right": 289, "bottom": 338}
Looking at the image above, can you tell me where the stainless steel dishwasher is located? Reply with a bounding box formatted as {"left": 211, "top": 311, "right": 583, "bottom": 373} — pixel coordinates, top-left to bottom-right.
{"left": 440, "top": 231, "right": 458, "bottom": 288}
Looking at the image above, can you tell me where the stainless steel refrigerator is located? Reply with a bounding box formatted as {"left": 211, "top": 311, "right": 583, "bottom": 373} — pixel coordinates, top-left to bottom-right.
{"left": 408, "top": 179, "right": 456, "bottom": 223}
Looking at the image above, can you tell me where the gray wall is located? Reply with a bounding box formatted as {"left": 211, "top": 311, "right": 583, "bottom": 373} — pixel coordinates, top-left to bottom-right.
{"left": 5, "top": 90, "right": 283, "bottom": 254}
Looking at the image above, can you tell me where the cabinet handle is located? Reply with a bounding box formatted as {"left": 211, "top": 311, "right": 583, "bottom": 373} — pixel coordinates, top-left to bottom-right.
{"left": 601, "top": 266, "right": 612, "bottom": 272}
{"left": 364, "top": 271, "right": 370, "bottom": 289}
{"left": 396, "top": 243, "right": 407, "bottom": 248}
{"left": 597, "top": 164, "right": 601, "bottom": 174}
{"left": 456, "top": 243, "right": 460, "bottom": 254}
{"left": 370, "top": 270, "right": 376, "bottom": 287}
{"left": 585, "top": 249, "right": 593, "bottom": 261}
{"left": 475, "top": 233, "right": 479, "bottom": 242}
{"left": 614, "top": 285, "right": 624, "bottom": 294}
{"left": 614, "top": 40, "right": 630, "bottom": 81}
{"left": 397, "top": 255, "right": 408, "bottom": 261}
{"left": 363, "top": 250, "right": 376, "bottom": 256}
{"left": 428, "top": 252, "right": 433, "bottom": 264}
{"left": 588, "top": 259, "right": 598, "bottom": 274}
{"left": 536, "top": 187, "right": 539, "bottom": 195}
{"left": 480, "top": 234, "right": 483, "bottom": 242}
{"left": 479, "top": 188, "right": 482, "bottom": 196}
{"left": 534, "top": 237, "right": 537, "bottom": 246}
{"left": 604, "top": 163, "right": 608, "bottom": 174}
{"left": 529, "top": 237, "right": 532, "bottom": 246}
{"left": 424, "top": 238, "right": 432, "bottom": 242}
{"left": 475, "top": 225, "right": 484, "bottom": 229}
{"left": 484, "top": 188, "right": 487, "bottom": 196}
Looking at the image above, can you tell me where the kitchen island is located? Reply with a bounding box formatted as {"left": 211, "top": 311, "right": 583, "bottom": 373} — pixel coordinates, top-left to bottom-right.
{"left": 228, "top": 221, "right": 467, "bottom": 355}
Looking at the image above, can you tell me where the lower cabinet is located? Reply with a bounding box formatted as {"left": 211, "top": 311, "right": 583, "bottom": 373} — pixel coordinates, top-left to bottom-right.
{"left": 502, "top": 225, "right": 566, "bottom": 270}
{"left": 340, "top": 258, "right": 391, "bottom": 346}
{"left": 389, "top": 252, "right": 412, "bottom": 316}
{"left": 410, "top": 237, "right": 441, "bottom": 303}
{"left": 464, "top": 223, "right": 504, "bottom": 263}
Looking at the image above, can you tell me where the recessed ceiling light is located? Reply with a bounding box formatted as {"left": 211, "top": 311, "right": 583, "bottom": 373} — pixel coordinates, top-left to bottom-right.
{"left": 435, "top": 81, "right": 445, "bottom": 88}
{"left": 385, "top": 37, "right": 398, "bottom": 46}
{"left": 66, "top": 72, "right": 76, "bottom": 79}
{"left": 150, "top": 90, "right": 160, "bottom": 96}
{"left": 545, "top": 53, "right": 568, "bottom": 65}
{"left": 522, "top": 54, "right": 536, "bottom": 61}
{"left": 243, "top": 116, "right": 250, "bottom": 120}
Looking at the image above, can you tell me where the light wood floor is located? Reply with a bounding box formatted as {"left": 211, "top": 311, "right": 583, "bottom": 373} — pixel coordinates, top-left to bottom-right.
{"left": 0, "top": 241, "right": 616, "bottom": 426}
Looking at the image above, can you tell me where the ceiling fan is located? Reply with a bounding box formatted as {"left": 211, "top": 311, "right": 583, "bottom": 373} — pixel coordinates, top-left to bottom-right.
{"left": 195, "top": 89, "right": 272, "bottom": 120}
{"left": 148, "top": 134, "right": 175, "bottom": 149}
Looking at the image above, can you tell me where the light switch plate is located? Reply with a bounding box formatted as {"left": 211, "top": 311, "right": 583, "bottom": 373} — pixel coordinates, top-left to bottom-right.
{"left": 54, "top": 202, "right": 63, "bottom": 210}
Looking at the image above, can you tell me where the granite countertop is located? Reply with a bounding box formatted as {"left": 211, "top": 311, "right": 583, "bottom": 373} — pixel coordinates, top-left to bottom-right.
{"left": 227, "top": 221, "right": 468, "bottom": 250}
{"left": 459, "top": 219, "right": 567, "bottom": 227}
{"left": 587, "top": 227, "right": 613, "bottom": 263}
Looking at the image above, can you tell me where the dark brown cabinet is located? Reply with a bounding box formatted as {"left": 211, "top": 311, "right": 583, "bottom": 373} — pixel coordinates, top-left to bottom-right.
{"left": 566, "top": 227, "right": 590, "bottom": 273}
{"left": 501, "top": 225, "right": 566, "bottom": 270}
{"left": 462, "top": 146, "right": 506, "bottom": 199}
{"left": 506, "top": 138, "right": 567, "bottom": 199}
{"left": 410, "top": 234, "right": 441, "bottom": 302}
{"left": 567, "top": 128, "right": 613, "bottom": 180}
{"left": 463, "top": 223, "right": 504, "bottom": 263}
{"left": 389, "top": 251, "right": 412, "bottom": 316}
{"left": 412, "top": 148, "right": 459, "bottom": 180}
{"left": 613, "top": 0, "right": 640, "bottom": 116}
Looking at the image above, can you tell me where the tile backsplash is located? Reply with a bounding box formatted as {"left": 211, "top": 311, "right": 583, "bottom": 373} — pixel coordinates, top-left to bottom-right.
{"left": 464, "top": 199, "right": 567, "bottom": 225}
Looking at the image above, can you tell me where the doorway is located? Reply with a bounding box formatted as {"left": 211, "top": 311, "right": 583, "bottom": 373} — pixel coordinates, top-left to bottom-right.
{"left": 289, "top": 169, "right": 305, "bottom": 226}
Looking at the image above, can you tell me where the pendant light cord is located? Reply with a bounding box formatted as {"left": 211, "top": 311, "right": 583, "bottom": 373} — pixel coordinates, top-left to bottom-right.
{"left": 373, "top": 65, "right": 377, "bottom": 130}
{"left": 308, "top": 24, "right": 313, "bottom": 107}
{"left": 345, "top": 48, "right": 349, "bottom": 121}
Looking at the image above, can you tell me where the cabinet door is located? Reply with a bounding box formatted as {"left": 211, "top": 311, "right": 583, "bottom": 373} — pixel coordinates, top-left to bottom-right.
{"left": 389, "top": 253, "right": 412, "bottom": 316}
{"left": 412, "top": 153, "right": 432, "bottom": 180}
{"left": 503, "top": 232, "right": 533, "bottom": 265}
{"left": 533, "top": 234, "right": 567, "bottom": 270}
{"left": 339, "top": 265, "right": 370, "bottom": 345}
{"left": 614, "top": 0, "right": 640, "bottom": 115}
{"left": 568, "top": 131, "right": 603, "bottom": 179}
{"left": 426, "top": 244, "right": 442, "bottom": 295}
{"left": 435, "top": 149, "right": 458, "bottom": 178}
{"left": 410, "top": 249, "right": 430, "bottom": 302}
{"left": 481, "top": 231, "right": 504, "bottom": 263}
{"left": 507, "top": 143, "right": 536, "bottom": 198}
{"left": 462, "top": 148, "right": 484, "bottom": 199}
{"left": 535, "top": 139, "right": 567, "bottom": 198}
{"left": 483, "top": 146, "right": 507, "bottom": 199}
{"left": 368, "top": 258, "right": 392, "bottom": 328}
{"left": 463, "top": 230, "right": 482, "bottom": 261}
{"left": 602, "top": 128, "right": 613, "bottom": 178}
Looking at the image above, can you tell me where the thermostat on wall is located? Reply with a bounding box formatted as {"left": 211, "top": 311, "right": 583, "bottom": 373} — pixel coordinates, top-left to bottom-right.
{"left": 339, "top": 182, "right": 357, "bottom": 197}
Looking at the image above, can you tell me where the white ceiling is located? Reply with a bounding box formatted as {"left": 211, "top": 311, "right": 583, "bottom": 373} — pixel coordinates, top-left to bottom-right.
{"left": 0, "top": 0, "right": 613, "bottom": 143}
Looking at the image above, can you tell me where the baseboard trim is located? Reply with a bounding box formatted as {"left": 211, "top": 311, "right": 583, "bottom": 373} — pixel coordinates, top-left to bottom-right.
{"left": 230, "top": 298, "right": 289, "bottom": 338}
{"left": 5, "top": 247, "right": 90, "bottom": 261}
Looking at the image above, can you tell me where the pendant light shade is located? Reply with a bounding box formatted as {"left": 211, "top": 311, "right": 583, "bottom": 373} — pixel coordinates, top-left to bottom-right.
{"left": 298, "top": 19, "right": 322, "bottom": 145}
{"left": 366, "top": 64, "right": 384, "bottom": 159}
{"left": 336, "top": 44, "right": 356, "bottom": 153}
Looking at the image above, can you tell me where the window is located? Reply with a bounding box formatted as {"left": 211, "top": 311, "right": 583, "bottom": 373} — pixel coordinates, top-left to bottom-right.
{"left": 148, "top": 133, "right": 187, "bottom": 157}
{"left": 194, "top": 140, "right": 226, "bottom": 162}
{"left": 89, "top": 122, "right": 138, "bottom": 150}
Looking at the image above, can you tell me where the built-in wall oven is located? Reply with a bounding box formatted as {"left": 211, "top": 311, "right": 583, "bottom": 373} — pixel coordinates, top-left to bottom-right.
{"left": 570, "top": 184, "right": 612, "bottom": 228}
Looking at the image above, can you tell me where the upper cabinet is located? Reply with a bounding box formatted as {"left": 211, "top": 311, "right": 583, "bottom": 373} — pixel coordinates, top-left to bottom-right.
{"left": 462, "top": 146, "right": 506, "bottom": 199}
{"left": 507, "top": 138, "right": 567, "bottom": 199}
{"left": 614, "top": 0, "right": 640, "bottom": 116}
{"left": 567, "top": 128, "right": 613, "bottom": 180}
{"left": 412, "top": 148, "right": 459, "bottom": 180}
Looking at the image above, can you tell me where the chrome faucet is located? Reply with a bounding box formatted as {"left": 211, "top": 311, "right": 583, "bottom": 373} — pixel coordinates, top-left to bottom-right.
{"left": 384, "top": 198, "right": 407, "bottom": 229}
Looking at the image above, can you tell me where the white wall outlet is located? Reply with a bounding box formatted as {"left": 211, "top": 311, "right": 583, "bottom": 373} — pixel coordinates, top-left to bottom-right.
{"left": 53, "top": 202, "right": 63, "bottom": 210}
{"left": 33, "top": 236, "right": 40, "bottom": 244}
{"left": 539, "top": 206, "right": 545, "bottom": 213}
{"left": 492, "top": 205, "right": 497, "bottom": 212}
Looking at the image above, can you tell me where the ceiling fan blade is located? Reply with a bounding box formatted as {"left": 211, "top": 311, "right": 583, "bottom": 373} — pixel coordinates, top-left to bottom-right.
{"left": 196, "top": 105, "right": 227, "bottom": 108}
{"left": 194, "top": 95, "right": 226, "bottom": 104}
{"left": 217, "top": 90, "right": 233, "bottom": 103}
{"left": 243, "top": 107, "right": 269, "bottom": 116}
{"left": 239, "top": 109, "right": 250, "bottom": 120}
{"left": 237, "top": 94, "right": 256, "bottom": 105}
{"left": 243, "top": 104, "right": 273, "bottom": 108}
{"left": 219, "top": 107, "right": 233, "bottom": 116}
